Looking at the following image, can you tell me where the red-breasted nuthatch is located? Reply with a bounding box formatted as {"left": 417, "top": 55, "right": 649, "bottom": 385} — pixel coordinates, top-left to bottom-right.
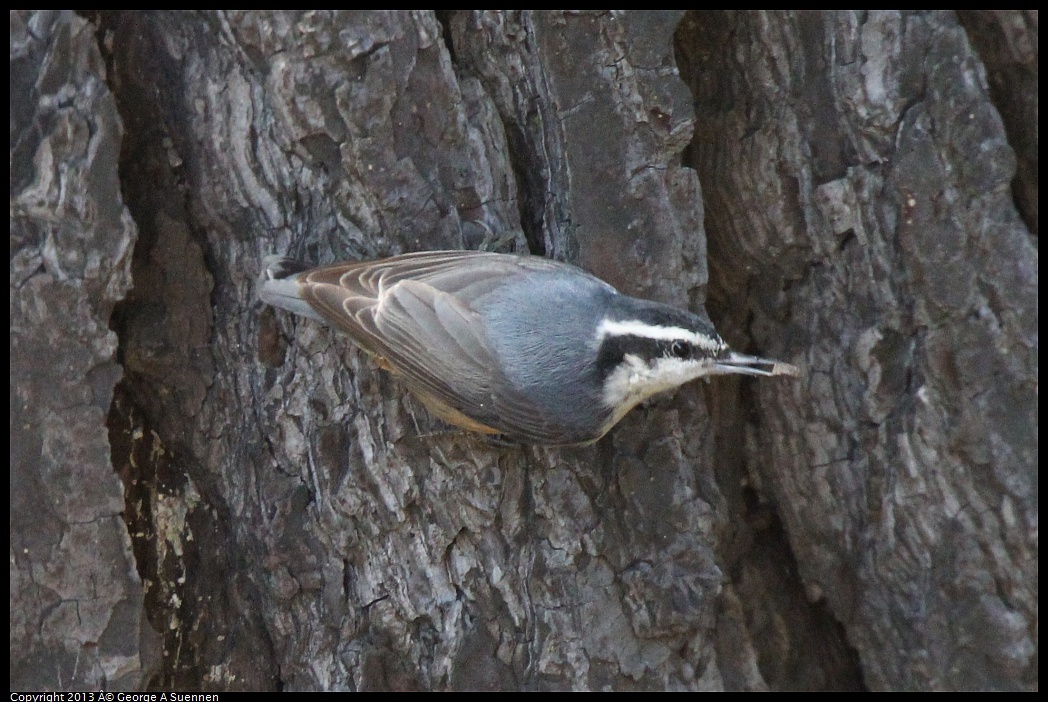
{"left": 259, "top": 250, "right": 798, "bottom": 445}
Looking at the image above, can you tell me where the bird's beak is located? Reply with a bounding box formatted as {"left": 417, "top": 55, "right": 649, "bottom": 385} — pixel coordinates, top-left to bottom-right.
{"left": 712, "top": 351, "right": 800, "bottom": 377}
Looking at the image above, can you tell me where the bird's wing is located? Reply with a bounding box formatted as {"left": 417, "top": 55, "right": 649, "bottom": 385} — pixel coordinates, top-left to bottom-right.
{"left": 294, "top": 252, "right": 581, "bottom": 442}
{"left": 315, "top": 249, "right": 598, "bottom": 297}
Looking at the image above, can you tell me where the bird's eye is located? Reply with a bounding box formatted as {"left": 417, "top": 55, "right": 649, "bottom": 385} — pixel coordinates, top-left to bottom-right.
{"left": 670, "top": 340, "right": 690, "bottom": 359}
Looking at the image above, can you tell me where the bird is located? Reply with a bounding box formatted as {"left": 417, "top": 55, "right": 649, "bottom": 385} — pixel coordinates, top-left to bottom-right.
{"left": 258, "top": 249, "right": 798, "bottom": 446}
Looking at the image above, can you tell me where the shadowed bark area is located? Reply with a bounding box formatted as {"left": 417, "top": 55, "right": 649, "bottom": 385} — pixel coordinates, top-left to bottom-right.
{"left": 10, "top": 10, "right": 1035, "bottom": 691}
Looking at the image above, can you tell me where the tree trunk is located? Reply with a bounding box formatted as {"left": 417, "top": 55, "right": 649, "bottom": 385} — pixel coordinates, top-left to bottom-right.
{"left": 10, "top": 10, "right": 1036, "bottom": 691}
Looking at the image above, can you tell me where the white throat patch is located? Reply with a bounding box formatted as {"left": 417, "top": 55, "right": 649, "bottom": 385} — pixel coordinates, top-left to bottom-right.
{"left": 600, "top": 353, "right": 714, "bottom": 425}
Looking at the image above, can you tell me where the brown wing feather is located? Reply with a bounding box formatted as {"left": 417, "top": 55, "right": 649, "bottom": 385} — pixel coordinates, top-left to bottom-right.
{"left": 302, "top": 250, "right": 577, "bottom": 298}
{"left": 295, "top": 251, "right": 578, "bottom": 441}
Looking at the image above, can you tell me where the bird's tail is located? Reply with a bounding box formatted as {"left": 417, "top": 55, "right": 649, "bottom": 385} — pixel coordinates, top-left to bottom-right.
{"left": 258, "top": 255, "right": 325, "bottom": 321}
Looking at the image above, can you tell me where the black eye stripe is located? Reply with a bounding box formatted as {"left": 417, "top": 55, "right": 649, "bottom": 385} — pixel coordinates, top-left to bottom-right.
{"left": 597, "top": 332, "right": 709, "bottom": 382}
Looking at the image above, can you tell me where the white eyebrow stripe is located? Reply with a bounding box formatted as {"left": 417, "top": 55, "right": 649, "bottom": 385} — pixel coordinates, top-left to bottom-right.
{"left": 596, "top": 319, "right": 724, "bottom": 352}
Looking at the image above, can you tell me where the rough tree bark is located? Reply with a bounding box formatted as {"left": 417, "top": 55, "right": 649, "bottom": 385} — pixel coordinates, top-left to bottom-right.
{"left": 10, "top": 10, "right": 1036, "bottom": 691}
